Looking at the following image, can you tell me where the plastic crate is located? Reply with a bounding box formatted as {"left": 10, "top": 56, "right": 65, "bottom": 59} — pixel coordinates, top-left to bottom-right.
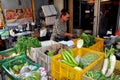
{"left": 0, "top": 47, "right": 17, "bottom": 72}
{"left": 51, "top": 48, "right": 105, "bottom": 80}
{"left": 82, "top": 60, "right": 120, "bottom": 80}
{"left": 35, "top": 43, "right": 64, "bottom": 75}
{"left": 73, "top": 38, "right": 104, "bottom": 51}
{"left": 2, "top": 55, "right": 40, "bottom": 80}
{"left": 0, "top": 29, "right": 9, "bottom": 40}
{"left": 28, "top": 40, "right": 59, "bottom": 61}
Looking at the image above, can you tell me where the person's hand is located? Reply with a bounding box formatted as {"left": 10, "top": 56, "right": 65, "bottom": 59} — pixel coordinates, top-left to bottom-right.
{"left": 65, "top": 33, "right": 73, "bottom": 38}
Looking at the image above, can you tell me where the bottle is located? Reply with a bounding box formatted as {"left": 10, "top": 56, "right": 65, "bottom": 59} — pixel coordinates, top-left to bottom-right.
{"left": 106, "top": 28, "right": 112, "bottom": 37}
{"left": 31, "top": 22, "right": 35, "bottom": 31}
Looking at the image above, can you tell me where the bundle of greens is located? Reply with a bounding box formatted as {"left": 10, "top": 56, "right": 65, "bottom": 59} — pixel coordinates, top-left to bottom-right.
{"left": 86, "top": 70, "right": 105, "bottom": 80}
{"left": 86, "top": 70, "right": 120, "bottom": 80}
{"left": 16, "top": 36, "right": 41, "bottom": 54}
{"left": 80, "top": 33, "right": 96, "bottom": 48}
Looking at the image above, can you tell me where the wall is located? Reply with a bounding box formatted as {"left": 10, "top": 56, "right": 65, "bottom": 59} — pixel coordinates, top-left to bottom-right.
{"left": 117, "top": 2, "right": 120, "bottom": 29}
{"left": 119, "top": 16, "right": 120, "bottom": 27}
{"left": 54, "top": 0, "right": 64, "bottom": 15}
{"left": 1, "top": 0, "right": 49, "bottom": 26}
{"left": 34, "top": 0, "right": 48, "bottom": 26}
{"left": 1, "top": 0, "right": 31, "bottom": 9}
{"left": 118, "top": 5, "right": 120, "bottom": 28}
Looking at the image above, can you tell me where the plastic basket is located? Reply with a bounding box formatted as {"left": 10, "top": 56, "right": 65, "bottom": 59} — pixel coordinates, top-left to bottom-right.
{"left": 2, "top": 55, "right": 40, "bottom": 80}
{"left": 35, "top": 43, "right": 64, "bottom": 75}
{"left": 0, "top": 47, "right": 17, "bottom": 72}
{"left": 0, "top": 29, "right": 9, "bottom": 40}
{"left": 82, "top": 60, "right": 120, "bottom": 80}
{"left": 73, "top": 38, "right": 104, "bottom": 51}
{"left": 51, "top": 48, "right": 105, "bottom": 80}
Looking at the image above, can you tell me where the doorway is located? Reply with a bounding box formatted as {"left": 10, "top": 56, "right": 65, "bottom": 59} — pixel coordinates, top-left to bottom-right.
{"left": 99, "top": 0, "right": 120, "bottom": 37}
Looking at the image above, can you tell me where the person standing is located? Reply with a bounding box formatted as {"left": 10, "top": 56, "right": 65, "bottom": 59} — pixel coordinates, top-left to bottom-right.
{"left": 50, "top": 9, "right": 73, "bottom": 42}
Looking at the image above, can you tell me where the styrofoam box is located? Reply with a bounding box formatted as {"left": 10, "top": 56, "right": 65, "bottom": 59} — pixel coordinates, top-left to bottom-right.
{"left": 34, "top": 43, "right": 65, "bottom": 75}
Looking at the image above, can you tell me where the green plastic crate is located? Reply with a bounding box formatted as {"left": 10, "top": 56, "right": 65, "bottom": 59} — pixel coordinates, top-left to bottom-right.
{"left": 2, "top": 55, "right": 40, "bottom": 80}
{"left": 0, "top": 47, "right": 17, "bottom": 72}
{"left": 0, "top": 47, "right": 17, "bottom": 56}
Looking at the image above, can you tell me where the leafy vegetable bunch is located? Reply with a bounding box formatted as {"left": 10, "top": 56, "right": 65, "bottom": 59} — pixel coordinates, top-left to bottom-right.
{"left": 86, "top": 70, "right": 120, "bottom": 80}
{"left": 16, "top": 36, "right": 41, "bottom": 54}
{"left": 80, "top": 33, "right": 96, "bottom": 48}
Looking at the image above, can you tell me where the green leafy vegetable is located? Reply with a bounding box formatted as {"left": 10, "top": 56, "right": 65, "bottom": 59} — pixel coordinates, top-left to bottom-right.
{"left": 16, "top": 36, "right": 41, "bottom": 54}
{"left": 80, "top": 33, "right": 96, "bottom": 47}
{"left": 48, "top": 50, "right": 55, "bottom": 57}
{"left": 86, "top": 70, "right": 105, "bottom": 80}
{"left": 86, "top": 70, "right": 120, "bottom": 80}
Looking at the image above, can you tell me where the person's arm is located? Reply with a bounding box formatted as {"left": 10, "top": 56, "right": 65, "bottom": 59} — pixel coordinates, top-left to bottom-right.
{"left": 56, "top": 25, "right": 73, "bottom": 38}
{"left": 65, "top": 33, "right": 73, "bottom": 37}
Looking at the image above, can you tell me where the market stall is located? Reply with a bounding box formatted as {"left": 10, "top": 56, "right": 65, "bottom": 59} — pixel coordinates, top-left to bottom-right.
{"left": 0, "top": 0, "right": 120, "bottom": 80}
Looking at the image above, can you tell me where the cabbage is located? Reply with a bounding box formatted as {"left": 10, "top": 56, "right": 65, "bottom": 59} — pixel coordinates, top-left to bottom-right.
{"left": 80, "top": 53, "right": 99, "bottom": 68}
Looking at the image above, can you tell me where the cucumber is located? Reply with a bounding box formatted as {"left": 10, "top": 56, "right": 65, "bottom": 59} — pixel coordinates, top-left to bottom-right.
{"left": 61, "top": 52, "right": 67, "bottom": 61}
{"left": 64, "top": 50, "right": 78, "bottom": 65}
{"left": 63, "top": 52, "right": 73, "bottom": 63}
{"left": 61, "top": 60, "right": 77, "bottom": 67}
{"left": 67, "top": 49, "right": 74, "bottom": 57}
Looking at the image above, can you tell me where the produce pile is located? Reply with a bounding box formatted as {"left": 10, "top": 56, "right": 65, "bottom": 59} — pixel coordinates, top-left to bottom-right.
{"left": 0, "top": 48, "right": 18, "bottom": 60}
{"left": 86, "top": 70, "right": 120, "bottom": 80}
{"left": 101, "top": 46, "right": 116, "bottom": 77}
{"left": 61, "top": 49, "right": 78, "bottom": 67}
{"left": 19, "top": 71, "right": 40, "bottom": 80}
{"left": 0, "top": 48, "right": 18, "bottom": 72}
{"left": 80, "top": 33, "right": 96, "bottom": 48}
{"left": 85, "top": 46, "right": 119, "bottom": 80}
{"left": 7, "top": 60, "right": 38, "bottom": 77}
{"left": 2, "top": 54, "right": 42, "bottom": 80}
{"left": 16, "top": 36, "right": 41, "bottom": 54}
{"left": 60, "top": 49, "right": 100, "bottom": 70}
{"left": 44, "top": 48, "right": 61, "bottom": 57}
